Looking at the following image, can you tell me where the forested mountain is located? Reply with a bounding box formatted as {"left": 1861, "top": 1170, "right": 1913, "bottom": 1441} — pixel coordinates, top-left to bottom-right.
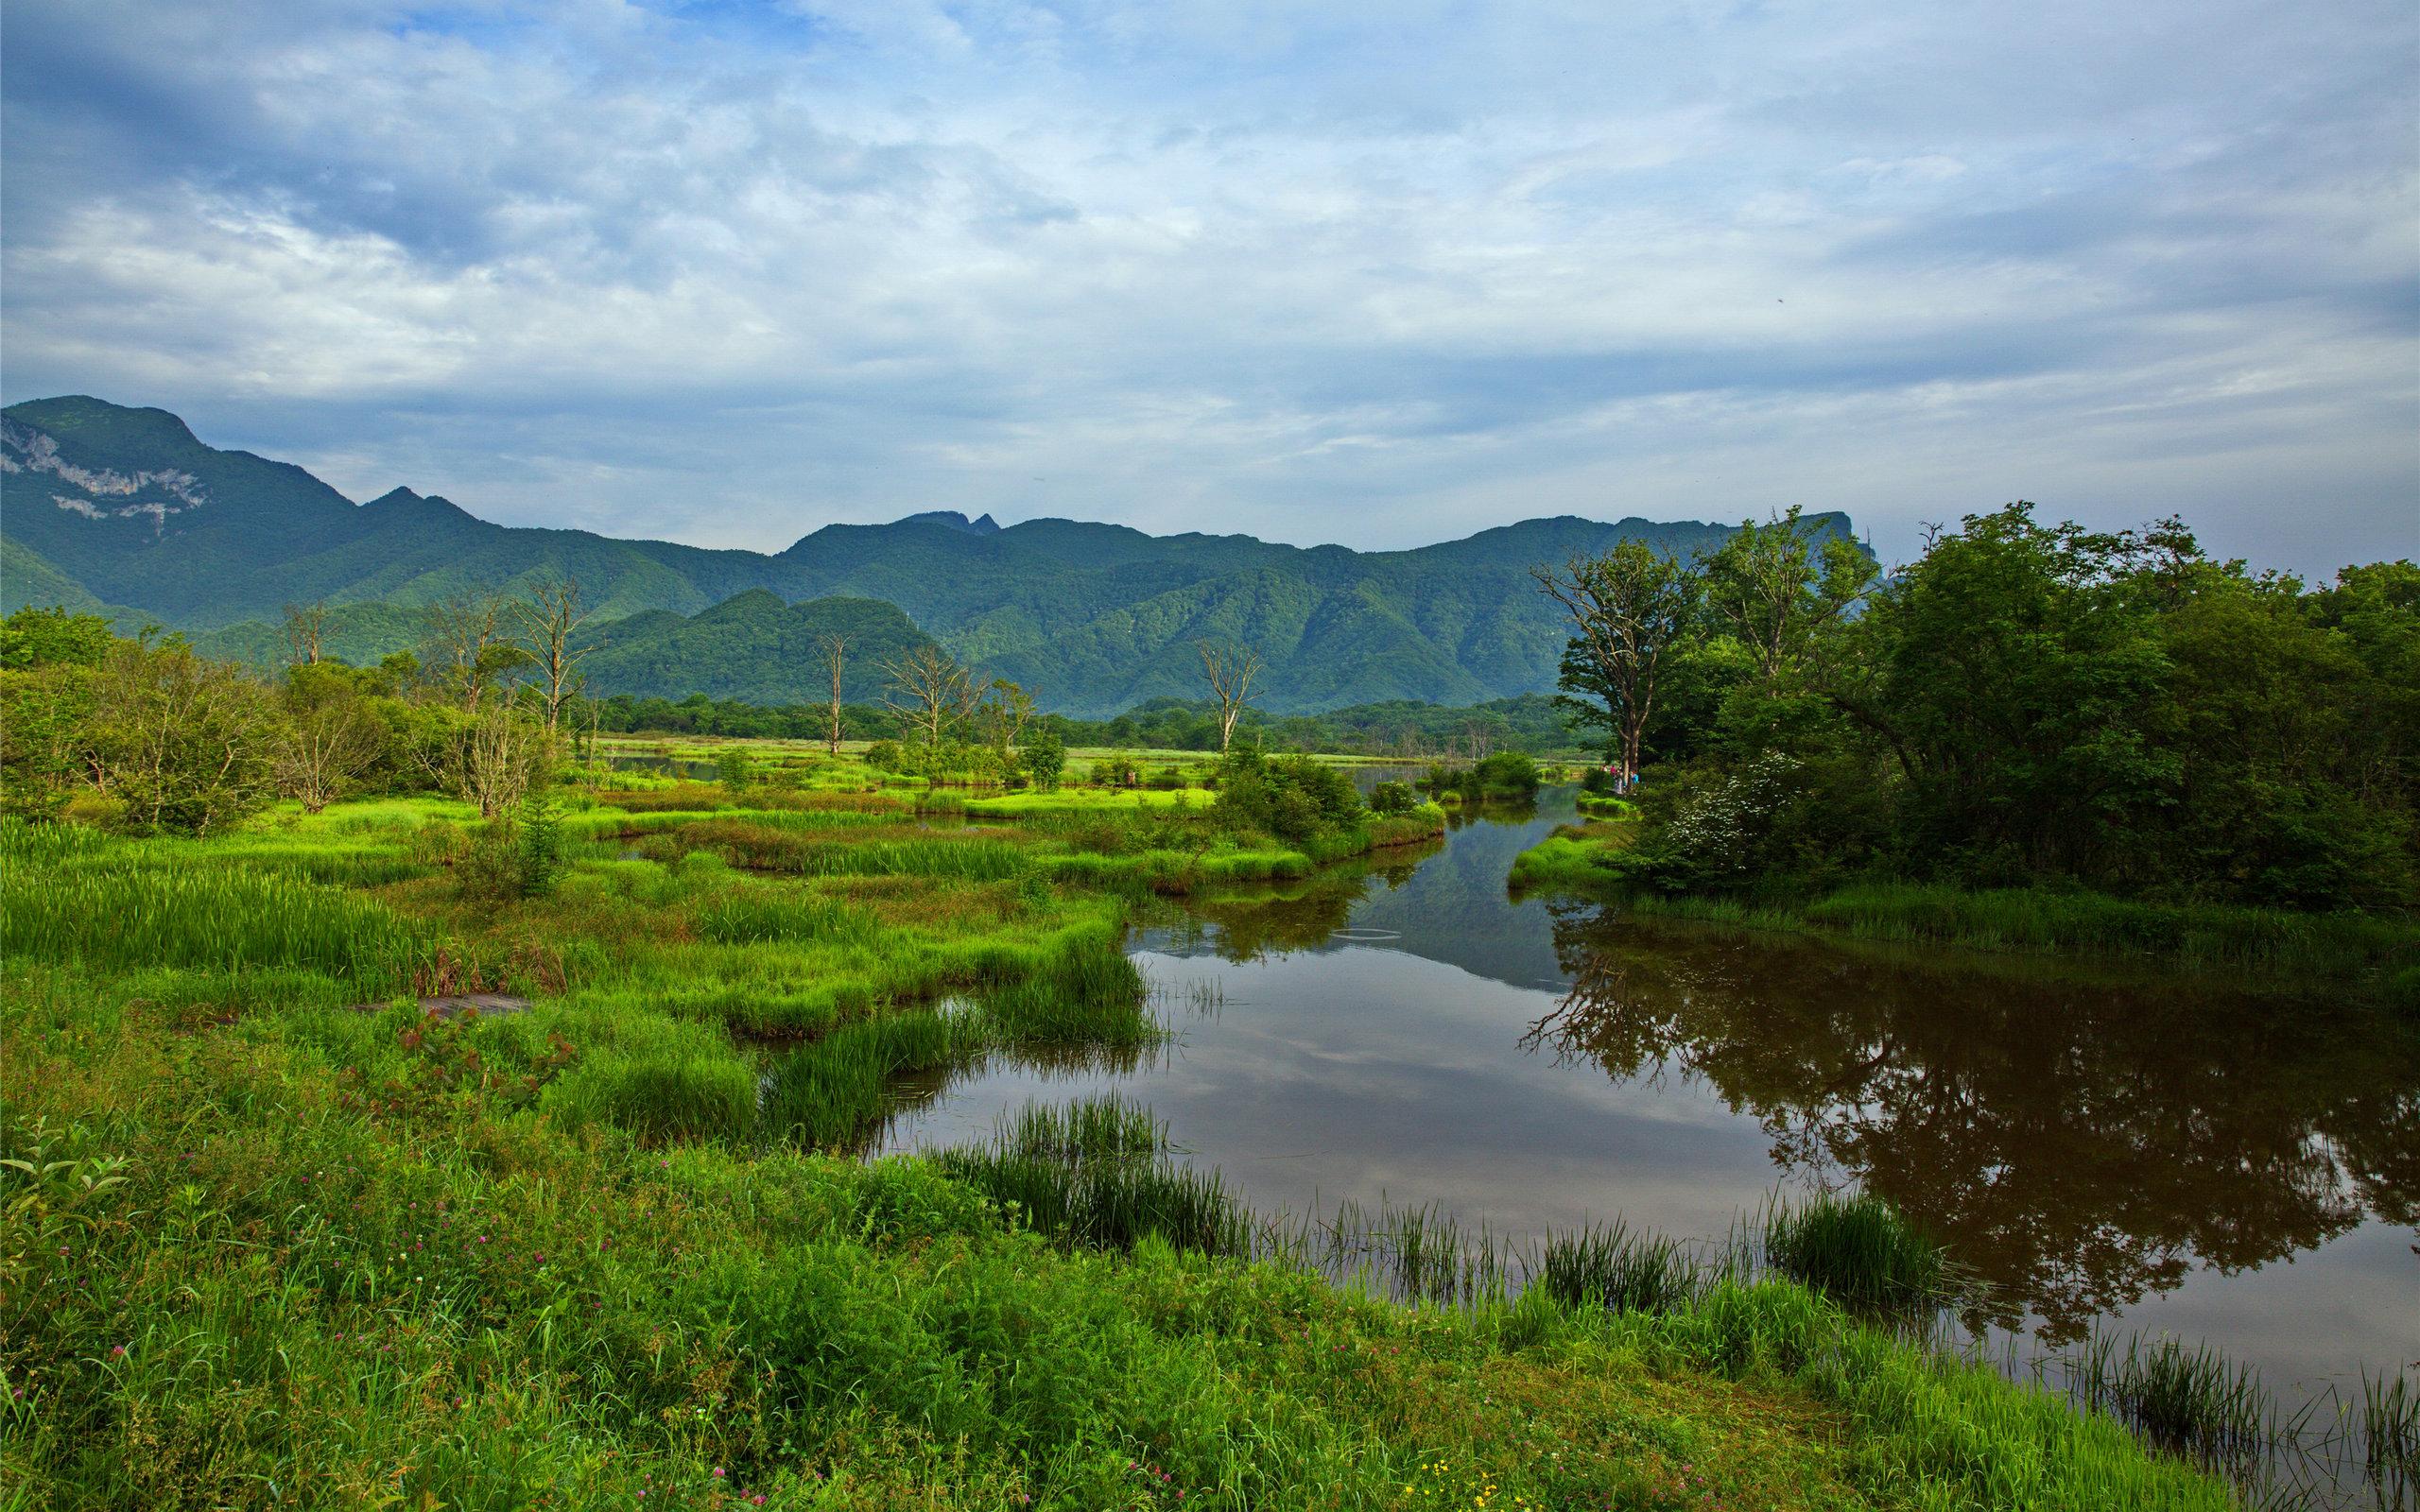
{"left": 1, "top": 395, "right": 1858, "bottom": 714}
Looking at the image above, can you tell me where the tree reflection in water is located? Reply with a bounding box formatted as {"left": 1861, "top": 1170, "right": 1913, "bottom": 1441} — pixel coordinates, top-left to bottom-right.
{"left": 1523, "top": 902, "right": 2420, "bottom": 1343}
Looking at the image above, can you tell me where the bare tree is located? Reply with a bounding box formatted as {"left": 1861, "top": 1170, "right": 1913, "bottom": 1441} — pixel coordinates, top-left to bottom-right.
{"left": 1532, "top": 543, "right": 1701, "bottom": 780}
{"left": 281, "top": 600, "right": 330, "bottom": 666}
{"left": 422, "top": 594, "right": 521, "bottom": 711}
{"left": 1196, "top": 641, "right": 1263, "bottom": 753}
{"left": 972, "top": 677, "right": 1036, "bottom": 755}
{"left": 881, "top": 644, "right": 970, "bottom": 747}
{"left": 819, "top": 633, "right": 847, "bottom": 756}
{"left": 463, "top": 708, "right": 546, "bottom": 818}
{"left": 273, "top": 698, "right": 383, "bottom": 812}
{"left": 517, "top": 577, "right": 587, "bottom": 734}
{"left": 412, "top": 707, "right": 548, "bottom": 818}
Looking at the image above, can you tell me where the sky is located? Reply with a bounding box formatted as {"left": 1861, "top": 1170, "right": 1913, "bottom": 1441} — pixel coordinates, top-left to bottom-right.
{"left": 3, "top": 0, "right": 2414, "bottom": 576}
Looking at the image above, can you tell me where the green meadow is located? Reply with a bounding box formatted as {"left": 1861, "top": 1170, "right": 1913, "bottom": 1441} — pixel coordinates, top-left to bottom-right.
{"left": 1, "top": 747, "right": 2244, "bottom": 1510}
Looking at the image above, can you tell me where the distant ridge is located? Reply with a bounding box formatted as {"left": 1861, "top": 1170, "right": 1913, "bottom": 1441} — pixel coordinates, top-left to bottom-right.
{"left": 0, "top": 395, "right": 1861, "bottom": 714}
{"left": 897, "top": 510, "right": 1001, "bottom": 535}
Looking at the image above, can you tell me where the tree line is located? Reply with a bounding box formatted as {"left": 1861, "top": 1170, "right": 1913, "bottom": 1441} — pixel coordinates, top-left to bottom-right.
{"left": 0, "top": 565, "right": 1303, "bottom": 830}
{"left": 1537, "top": 505, "right": 2417, "bottom": 911}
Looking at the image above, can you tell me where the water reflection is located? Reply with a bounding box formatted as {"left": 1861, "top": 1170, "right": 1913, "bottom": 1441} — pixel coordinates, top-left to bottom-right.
{"left": 1524, "top": 902, "right": 2420, "bottom": 1342}
{"left": 876, "top": 786, "right": 2418, "bottom": 1434}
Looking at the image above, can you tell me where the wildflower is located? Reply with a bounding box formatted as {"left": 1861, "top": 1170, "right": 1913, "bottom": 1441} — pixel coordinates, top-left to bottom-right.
{"left": 109, "top": 1346, "right": 126, "bottom": 1358}
{"left": 712, "top": 1469, "right": 724, "bottom": 1479}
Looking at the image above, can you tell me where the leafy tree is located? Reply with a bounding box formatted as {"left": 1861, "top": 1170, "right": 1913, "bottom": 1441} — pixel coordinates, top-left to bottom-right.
{"left": 422, "top": 594, "right": 528, "bottom": 711}
{"left": 1214, "top": 747, "right": 1361, "bottom": 844}
{"left": 1697, "top": 506, "right": 1876, "bottom": 685}
{"left": 973, "top": 677, "right": 1037, "bottom": 756}
{"left": 0, "top": 607, "right": 117, "bottom": 670}
{"left": 1021, "top": 728, "right": 1067, "bottom": 791}
{"left": 0, "top": 662, "right": 99, "bottom": 820}
{"left": 272, "top": 665, "right": 387, "bottom": 813}
{"left": 1856, "top": 506, "right": 2176, "bottom": 885}
{"left": 89, "top": 642, "right": 279, "bottom": 834}
{"left": 1534, "top": 542, "right": 1702, "bottom": 777}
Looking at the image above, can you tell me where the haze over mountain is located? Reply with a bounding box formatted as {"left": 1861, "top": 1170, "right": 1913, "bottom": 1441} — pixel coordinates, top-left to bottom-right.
{"left": 1, "top": 396, "right": 1854, "bottom": 715}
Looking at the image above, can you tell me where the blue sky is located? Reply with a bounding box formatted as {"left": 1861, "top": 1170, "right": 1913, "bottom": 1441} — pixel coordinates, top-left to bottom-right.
{"left": 3, "top": 0, "right": 2412, "bottom": 575}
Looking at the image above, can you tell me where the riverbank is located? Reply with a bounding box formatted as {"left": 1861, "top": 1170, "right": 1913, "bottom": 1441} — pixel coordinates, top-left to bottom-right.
{"left": 0, "top": 778, "right": 2238, "bottom": 1508}
{"left": 1510, "top": 817, "right": 2420, "bottom": 1001}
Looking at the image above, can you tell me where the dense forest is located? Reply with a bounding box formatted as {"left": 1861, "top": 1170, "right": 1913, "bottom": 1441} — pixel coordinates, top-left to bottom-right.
{"left": 1545, "top": 505, "right": 2418, "bottom": 913}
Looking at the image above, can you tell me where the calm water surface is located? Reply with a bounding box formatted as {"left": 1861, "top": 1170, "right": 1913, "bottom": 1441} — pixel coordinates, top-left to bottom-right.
{"left": 874, "top": 785, "right": 2419, "bottom": 1473}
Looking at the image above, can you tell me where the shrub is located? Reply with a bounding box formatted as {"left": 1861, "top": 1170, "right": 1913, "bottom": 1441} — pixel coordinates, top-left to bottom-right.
{"left": 1214, "top": 748, "right": 1361, "bottom": 844}
{"left": 1367, "top": 781, "right": 1417, "bottom": 816}
{"left": 1020, "top": 729, "right": 1066, "bottom": 791}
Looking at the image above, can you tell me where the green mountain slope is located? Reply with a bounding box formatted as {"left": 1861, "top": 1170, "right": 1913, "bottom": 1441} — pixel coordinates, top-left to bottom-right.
{"left": 3, "top": 396, "right": 1861, "bottom": 713}
{"left": 575, "top": 593, "right": 936, "bottom": 705}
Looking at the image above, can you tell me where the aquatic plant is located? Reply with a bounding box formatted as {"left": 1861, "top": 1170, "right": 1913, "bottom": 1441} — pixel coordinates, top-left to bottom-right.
{"left": 2067, "top": 1333, "right": 2267, "bottom": 1474}
{"left": 2364, "top": 1368, "right": 2416, "bottom": 1486}
{"left": 936, "top": 1094, "right": 1249, "bottom": 1256}
{"left": 1759, "top": 1190, "right": 1962, "bottom": 1317}
{"left": 1535, "top": 1220, "right": 1701, "bottom": 1314}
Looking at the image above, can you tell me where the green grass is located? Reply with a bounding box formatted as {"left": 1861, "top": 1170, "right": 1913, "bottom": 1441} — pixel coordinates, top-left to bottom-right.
{"left": 1508, "top": 822, "right": 2420, "bottom": 988}
{"left": 0, "top": 786, "right": 2244, "bottom": 1511}
{"left": 1535, "top": 1219, "right": 1702, "bottom": 1315}
{"left": 0, "top": 821, "right": 430, "bottom": 996}
{"left": 1795, "top": 881, "right": 2420, "bottom": 977}
{"left": 1759, "top": 1190, "right": 1964, "bottom": 1319}
{"left": 2067, "top": 1333, "right": 2267, "bottom": 1475}
{"left": 2365, "top": 1369, "right": 2417, "bottom": 1486}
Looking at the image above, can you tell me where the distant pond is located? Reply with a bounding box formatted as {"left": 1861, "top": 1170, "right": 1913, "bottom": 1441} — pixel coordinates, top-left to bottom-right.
{"left": 874, "top": 786, "right": 2419, "bottom": 1501}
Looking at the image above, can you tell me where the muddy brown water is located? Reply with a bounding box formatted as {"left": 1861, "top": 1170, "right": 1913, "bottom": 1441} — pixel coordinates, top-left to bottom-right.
{"left": 872, "top": 785, "right": 2418, "bottom": 1502}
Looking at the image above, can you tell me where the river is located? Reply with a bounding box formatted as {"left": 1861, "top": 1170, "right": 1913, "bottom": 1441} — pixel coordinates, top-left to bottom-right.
{"left": 872, "top": 784, "right": 2419, "bottom": 1503}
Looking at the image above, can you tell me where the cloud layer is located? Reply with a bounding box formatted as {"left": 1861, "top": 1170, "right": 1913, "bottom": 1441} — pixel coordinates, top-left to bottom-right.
{"left": 4, "top": 0, "right": 2413, "bottom": 574}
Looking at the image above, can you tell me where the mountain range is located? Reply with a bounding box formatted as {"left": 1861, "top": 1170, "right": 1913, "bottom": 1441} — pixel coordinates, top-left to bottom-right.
{"left": 0, "top": 395, "right": 1860, "bottom": 715}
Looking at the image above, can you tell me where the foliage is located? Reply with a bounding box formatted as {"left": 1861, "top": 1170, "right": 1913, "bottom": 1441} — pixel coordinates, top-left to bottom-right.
{"left": 85, "top": 640, "right": 279, "bottom": 835}
{"left": 1020, "top": 726, "right": 1066, "bottom": 790}
{"left": 1213, "top": 747, "right": 1363, "bottom": 845}
{"left": 0, "top": 753, "right": 2240, "bottom": 1509}
{"left": 1761, "top": 1191, "right": 1962, "bottom": 1317}
{"left": 1367, "top": 780, "right": 1417, "bottom": 815}
{"left": 1547, "top": 504, "right": 2417, "bottom": 916}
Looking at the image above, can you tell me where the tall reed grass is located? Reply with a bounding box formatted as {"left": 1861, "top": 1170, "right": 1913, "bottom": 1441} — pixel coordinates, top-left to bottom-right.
{"left": 758, "top": 1007, "right": 974, "bottom": 1147}
{"left": 1534, "top": 1220, "right": 1701, "bottom": 1314}
{"left": 1759, "top": 1190, "right": 1962, "bottom": 1318}
{"left": 934, "top": 1093, "right": 1249, "bottom": 1256}
{"left": 0, "top": 829, "right": 427, "bottom": 996}
{"left": 2066, "top": 1333, "right": 2267, "bottom": 1474}
{"left": 1799, "top": 882, "right": 2419, "bottom": 976}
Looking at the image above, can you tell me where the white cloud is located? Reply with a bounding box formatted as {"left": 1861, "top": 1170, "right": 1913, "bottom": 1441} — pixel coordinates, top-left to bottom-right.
{"left": 2, "top": 0, "right": 2412, "bottom": 575}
